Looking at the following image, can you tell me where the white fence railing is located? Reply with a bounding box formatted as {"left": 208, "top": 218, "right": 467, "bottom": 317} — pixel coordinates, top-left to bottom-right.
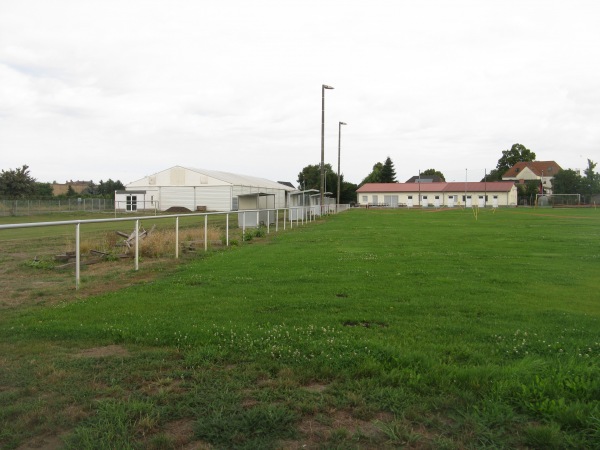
{"left": 0, "top": 205, "right": 350, "bottom": 290}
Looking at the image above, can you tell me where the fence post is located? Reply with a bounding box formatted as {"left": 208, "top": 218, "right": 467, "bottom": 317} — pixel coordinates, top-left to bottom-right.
{"left": 226, "top": 213, "right": 229, "bottom": 246}
{"left": 204, "top": 215, "right": 208, "bottom": 252}
{"left": 135, "top": 219, "right": 139, "bottom": 271}
{"left": 175, "top": 216, "right": 179, "bottom": 259}
{"left": 75, "top": 222, "right": 81, "bottom": 290}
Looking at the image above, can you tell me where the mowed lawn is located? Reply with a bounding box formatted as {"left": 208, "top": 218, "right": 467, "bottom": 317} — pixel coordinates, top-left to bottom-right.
{"left": 1, "top": 208, "right": 599, "bottom": 449}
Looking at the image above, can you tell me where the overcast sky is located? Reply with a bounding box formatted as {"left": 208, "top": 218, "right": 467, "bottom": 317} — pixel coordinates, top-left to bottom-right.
{"left": 1, "top": 1, "right": 599, "bottom": 187}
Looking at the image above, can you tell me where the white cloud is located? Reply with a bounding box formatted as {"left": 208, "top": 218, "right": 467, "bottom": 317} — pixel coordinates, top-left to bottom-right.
{"left": 0, "top": 0, "right": 599, "bottom": 186}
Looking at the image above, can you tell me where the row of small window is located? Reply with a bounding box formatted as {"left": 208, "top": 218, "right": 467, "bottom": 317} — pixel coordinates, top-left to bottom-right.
{"left": 362, "top": 195, "right": 499, "bottom": 202}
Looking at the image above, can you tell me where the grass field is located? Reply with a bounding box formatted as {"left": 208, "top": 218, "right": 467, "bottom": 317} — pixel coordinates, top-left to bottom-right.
{"left": 1, "top": 208, "right": 599, "bottom": 449}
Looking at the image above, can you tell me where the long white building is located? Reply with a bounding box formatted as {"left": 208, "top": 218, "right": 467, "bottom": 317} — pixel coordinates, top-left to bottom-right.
{"left": 356, "top": 182, "right": 518, "bottom": 207}
{"left": 116, "top": 166, "right": 295, "bottom": 212}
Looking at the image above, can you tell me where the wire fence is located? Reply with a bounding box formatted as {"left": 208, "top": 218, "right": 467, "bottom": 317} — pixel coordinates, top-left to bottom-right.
{"left": 0, "top": 205, "right": 351, "bottom": 292}
{"left": 0, "top": 198, "right": 114, "bottom": 216}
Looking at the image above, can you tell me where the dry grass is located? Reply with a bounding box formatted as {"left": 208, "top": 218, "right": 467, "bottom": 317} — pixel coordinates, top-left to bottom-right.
{"left": 0, "top": 223, "right": 240, "bottom": 310}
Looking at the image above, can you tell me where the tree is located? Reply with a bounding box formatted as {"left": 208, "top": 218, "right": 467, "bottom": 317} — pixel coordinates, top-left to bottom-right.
{"left": 339, "top": 180, "right": 358, "bottom": 204}
{"left": 582, "top": 159, "right": 600, "bottom": 201}
{"left": 379, "top": 157, "right": 397, "bottom": 183}
{"left": 360, "top": 162, "right": 383, "bottom": 186}
{"left": 552, "top": 169, "right": 582, "bottom": 195}
{"left": 421, "top": 168, "right": 446, "bottom": 181}
{"left": 298, "top": 163, "right": 334, "bottom": 191}
{"left": 297, "top": 163, "right": 356, "bottom": 203}
{"left": 97, "top": 179, "right": 125, "bottom": 198}
{"left": 33, "top": 182, "right": 53, "bottom": 198}
{"left": 517, "top": 180, "right": 541, "bottom": 205}
{"left": 0, "top": 165, "right": 36, "bottom": 199}
{"left": 481, "top": 169, "right": 503, "bottom": 182}
{"left": 495, "top": 143, "right": 536, "bottom": 176}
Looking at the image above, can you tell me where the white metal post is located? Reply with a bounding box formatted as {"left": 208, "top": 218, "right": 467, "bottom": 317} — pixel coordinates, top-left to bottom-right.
{"left": 134, "top": 219, "right": 139, "bottom": 271}
{"left": 226, "top": 213, "right": 229, "bottom": 246}
{"left": 243, "top": 212, "right": 246, "bottom": 236}
{"left": 283, "top": 209, "right": 286, "bottom": 230}
{"left": 204, "top": 215, "right": 208, "bottom": 251}
{"left": 75, "top": 222, "right": 80, "bottom": 290}
{"left": 175, "top": 216, "right": 179, "bottom": 259}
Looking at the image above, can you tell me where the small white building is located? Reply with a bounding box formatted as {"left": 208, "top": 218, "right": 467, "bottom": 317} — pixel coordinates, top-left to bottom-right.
{"left": 116, "top": 166, "right": 295, "bottom": 212}
{"left": 356, "top": 182, "right": 518, "bottom": 207}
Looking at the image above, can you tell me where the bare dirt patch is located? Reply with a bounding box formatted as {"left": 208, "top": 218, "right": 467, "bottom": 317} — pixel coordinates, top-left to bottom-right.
{"left": 161, "top": 418, "right": 214, "bottom": 449}
{"left": 16, "top": 432, "right": 67, "bottom": 450}
{"left": 280, "top": 409, "right": 392, "bottom": 449}
{"left": 302, "top": 383, "right": 328, "bottom": 393}
{"left": 74, "top": 344, "right": 130, "bottom": 358}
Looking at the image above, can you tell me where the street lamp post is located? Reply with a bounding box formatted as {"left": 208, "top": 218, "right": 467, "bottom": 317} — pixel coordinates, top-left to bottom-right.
{"left": 321, "top": 84, "right": 334, "bottom": 215}
{"left": 337, "top": 121, "right": 347, "bottom": 212}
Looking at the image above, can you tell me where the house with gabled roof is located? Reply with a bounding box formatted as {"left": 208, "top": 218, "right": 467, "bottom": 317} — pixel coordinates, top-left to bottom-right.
{"left": 356, "top": 182, "right": 517, "bottom": 208}
{"left": 116, "top": 166, "right": 295, "bottom": 212}
{"left": 502, "top": 161, "right": 562, "bottom": 194}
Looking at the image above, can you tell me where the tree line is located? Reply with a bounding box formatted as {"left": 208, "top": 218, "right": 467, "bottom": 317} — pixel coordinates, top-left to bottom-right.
{"left": 0, "top": 165, "right": 124, "bottom": 200}
{"left": 297, "top": 143, "right": 599, "bottom": 205}
{"left": 481, "top": 143, "right": 600, "bottom": 203}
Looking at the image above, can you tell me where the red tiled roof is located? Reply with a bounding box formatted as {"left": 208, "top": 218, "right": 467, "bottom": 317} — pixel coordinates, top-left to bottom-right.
{"left": 356, "top": 182, "right": 515, "bottom": 193}
{"left": 502, "top": 161, "right": 562, "bottom": 178}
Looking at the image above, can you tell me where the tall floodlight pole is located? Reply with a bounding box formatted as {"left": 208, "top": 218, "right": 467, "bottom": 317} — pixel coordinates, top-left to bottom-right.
{"left": 418, "top": 170, "right": 421, "bottom": 206}
{"left": 465, "top": 168, "right": 468, "bottom": 207}
{"left": 484, "top": 168, "right": 487, "bottom": 207}
{"left": 321, "top": 84, "right": 334, "bottom": 214}
{"left": 337, "top": 121, "right": 347, "bottom": 212}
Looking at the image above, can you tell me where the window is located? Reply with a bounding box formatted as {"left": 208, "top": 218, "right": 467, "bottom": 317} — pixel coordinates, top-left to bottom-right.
{"left": 435, "top": 196, "right": 439, "bottom": 199}
{"left": 362, "top": 196, "right": 368, "bottom": 203}
{"left": 372, "top": 195, "right": 378, "bottom": 204}
{"left": 408, "top": 195, "right": 413, "bottom": 200}
{"left": 126, "top": 195, "right": 137, "bottom": 212}
{"left": 422, "top": 195, "right": 428, "bottom": 200}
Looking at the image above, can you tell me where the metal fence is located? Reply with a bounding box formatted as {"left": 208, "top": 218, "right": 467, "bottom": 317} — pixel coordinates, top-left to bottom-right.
{"left": 0, "top": 198, "right": 114, "bottom": 216}
{"left": 0, "top": 205, "right": 350, "bottom": 290}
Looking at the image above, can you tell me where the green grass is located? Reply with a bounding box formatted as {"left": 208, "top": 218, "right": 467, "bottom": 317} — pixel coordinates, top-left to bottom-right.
{"left": 1, "top": 207, "right": 599, "bottom": 449}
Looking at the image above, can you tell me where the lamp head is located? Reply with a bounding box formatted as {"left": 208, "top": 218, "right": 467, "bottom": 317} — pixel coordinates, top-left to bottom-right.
{"left": 323, "top": 85, "right": 334, "bottom": 90}
{"left": 340, "top": 122, "right": 347, "bottom": 125}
